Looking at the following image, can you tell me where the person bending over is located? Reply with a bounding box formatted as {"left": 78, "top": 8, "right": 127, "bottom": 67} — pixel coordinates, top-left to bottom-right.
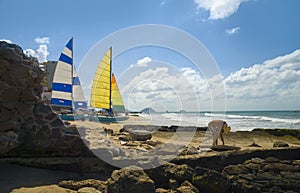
{"left": 208, "top": 120, "right": 231, "bottom": 146}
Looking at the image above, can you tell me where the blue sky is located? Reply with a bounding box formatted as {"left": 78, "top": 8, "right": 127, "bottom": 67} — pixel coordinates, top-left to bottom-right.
{"left": 1, "top": 0, "right": 300, "bottom": 111}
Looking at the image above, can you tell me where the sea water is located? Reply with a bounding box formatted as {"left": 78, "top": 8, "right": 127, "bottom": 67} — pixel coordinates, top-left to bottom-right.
{"left": 139, "top": 111, "right": 300, "bottom": 131}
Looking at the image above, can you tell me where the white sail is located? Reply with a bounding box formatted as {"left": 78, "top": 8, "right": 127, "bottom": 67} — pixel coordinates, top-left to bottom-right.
{"left": 51, "top": 38, "right": 73, "bottom": 108}
{"left": 73, "top": 67, "right": 87, "bottom": 110}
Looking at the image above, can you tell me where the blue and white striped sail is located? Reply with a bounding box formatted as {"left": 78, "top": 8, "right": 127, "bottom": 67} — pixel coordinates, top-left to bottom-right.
{"left": 73, "top": 67, "right": 87, "bottom": 110}
{"left": 51, "top": 38, "right": 73, "bottom": 108}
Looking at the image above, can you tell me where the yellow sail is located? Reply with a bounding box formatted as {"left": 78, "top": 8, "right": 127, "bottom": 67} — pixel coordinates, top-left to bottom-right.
{"left": 111, "top": 73, "right": 125, "bottom": 112}
{"left": 90, "top": 47, "right": 112, "bottom": 109}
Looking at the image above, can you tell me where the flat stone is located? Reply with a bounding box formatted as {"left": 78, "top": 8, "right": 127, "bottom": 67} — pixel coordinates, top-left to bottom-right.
{"left": 273, "top": 141, "right": 289, "bottom": 147}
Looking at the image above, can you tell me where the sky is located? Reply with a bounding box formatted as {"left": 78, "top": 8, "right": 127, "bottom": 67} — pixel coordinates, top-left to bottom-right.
{"left": 0, "top": 0, "right": 299, "bottom": 111}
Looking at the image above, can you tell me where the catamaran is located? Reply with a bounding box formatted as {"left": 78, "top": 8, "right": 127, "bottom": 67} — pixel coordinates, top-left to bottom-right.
{"left": 50, "top": 38, "right": 87, "bottom": 121}
{"left": 89, "top": 47, "right": 128, "bottom": 122}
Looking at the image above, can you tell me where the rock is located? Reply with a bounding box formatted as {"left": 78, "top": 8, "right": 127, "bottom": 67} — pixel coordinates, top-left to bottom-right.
{"left": 264, "top": 157, "right": 280, "bottom": 163}
{"left": 11, "top": 185, "right": 77, "bottom": 193}
{"left": 176, "top": 180, "right": 199, "bottom": 193}
{"left": 58, "top": 179, "right": 106, "bottom": 191}
{"left": 63, "top": 125, "right": 80, "bottom": 135}
{"left": 0, "top": 131, "right": 18, "bottom": 154}
{"left": 192, "top": 167, "right": 231, "bottom": 193}
{"left": 155, "top": 143, "right": 185, "bottom": 155}
{"left": 129, "top": 131, "right": 152, "bottom": 141}
{"left": 263, "top": 162, "right": 297, "bottom": 172}
{"left": 273, "top": 141, "right": 289, "bottom": 147}
{"left": 1, "top": 87, "right": 20, "bottom": 102}
{"left": 146, "top": 163, "right": 194, "bottom": 189}
{"left": 180, "top": 145, "right": 198, "bottom": 156}
{"left": 0, "top": 121, "right": 15, "bottom": 132}
{"left": 223, "top": 164, "right": 250, "bottom": 175}
{"left": 155, "top": 188, "right": 171, "bottom": 193}
{"left": 248, "top": 142, "right": 261, "bottom": 147}
{"left": 123, "top": 125, "right": 159, "bottom": 133}
{"left": 0, "top": 106, "right": 13, "bottom": 122}
{"left": 222, "top": 157, "right": 300, "bottom": 193}
{"left": 107, "top": 166, "right": 156, "bottom": 193}
{"left": 168, "top": 125, "right": 178, "bottom": 132}
{"left": 211, "top": 145, "right": 241, "bottom": 151}
{"left": 78, "top": 187, "right": 102, "bottom": 193}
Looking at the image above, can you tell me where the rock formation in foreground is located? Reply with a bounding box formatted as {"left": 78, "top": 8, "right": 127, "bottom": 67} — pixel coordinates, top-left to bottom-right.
{"left": 10, "top": 157, "right": 300, "bottom": 193}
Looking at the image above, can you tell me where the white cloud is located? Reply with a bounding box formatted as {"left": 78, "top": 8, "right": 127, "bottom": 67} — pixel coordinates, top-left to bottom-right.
{"left": 24, "top": 36, "right": 50, "bottom": 63}
{"left": 226, "top": 27, "right": 240, "bottom": 35}
{"left": 194, "top": 0, "right": 250, "bottom": 20}
{"left": 224, "top": 49, "right": 300, "bottom": 110}
{"left": 0, "top": 39, "right": 12, "bottom": 43}
{"left": 122, "top": 49, "right": 300, "bottom": 111}
{"left": 121, "top": 66, "right": 214, "bottom": 111}
{"left": 136, "top": 56, "right": 152, "bottom": 67}
{"left": 35, "top": 37, "right": 50, "bottom": 44}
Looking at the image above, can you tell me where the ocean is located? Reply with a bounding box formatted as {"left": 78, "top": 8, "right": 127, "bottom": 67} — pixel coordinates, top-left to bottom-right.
{"left": 139, "top": 111, "right": 300, "bottom": 131}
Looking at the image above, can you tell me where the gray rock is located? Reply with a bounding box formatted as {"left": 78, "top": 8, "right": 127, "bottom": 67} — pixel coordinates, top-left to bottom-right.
{"left": 129, "top": 131, "right": 152, "bottom": 141}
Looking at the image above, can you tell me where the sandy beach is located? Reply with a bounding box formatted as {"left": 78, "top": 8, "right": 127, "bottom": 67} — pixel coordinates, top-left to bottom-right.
{"left": 70, "top": 116, "right": 300, "bottom": 152}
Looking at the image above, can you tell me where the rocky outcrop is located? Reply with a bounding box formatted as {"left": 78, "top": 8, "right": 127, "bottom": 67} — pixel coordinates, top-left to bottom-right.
{"left": 0, "top": 41, "right": 92, "bottom": 157}
{"left": 223, "top": 157, "right": 300, "bottom": 193}
{"left": 10, "top": 156, "right": 300, "bottom": 193}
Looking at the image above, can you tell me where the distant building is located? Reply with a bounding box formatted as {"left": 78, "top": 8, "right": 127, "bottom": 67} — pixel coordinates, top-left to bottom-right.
{"left": 39, "top": 61, "right": 57, "bottom": 103}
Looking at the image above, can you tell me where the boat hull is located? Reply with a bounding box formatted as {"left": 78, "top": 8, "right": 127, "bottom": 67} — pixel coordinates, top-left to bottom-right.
{"left": 89, "top": 115, "right": 129, "bottom": 123}
{"left": 59, "top": 114, "right": 86, "bottom": 121}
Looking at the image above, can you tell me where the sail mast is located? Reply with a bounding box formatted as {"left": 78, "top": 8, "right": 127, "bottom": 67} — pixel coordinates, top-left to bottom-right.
{"left": 71, "top": 37, "right": 74, "bottom": 113}
{"left": 109, "top": 47, "right": 112, "bottom": 114}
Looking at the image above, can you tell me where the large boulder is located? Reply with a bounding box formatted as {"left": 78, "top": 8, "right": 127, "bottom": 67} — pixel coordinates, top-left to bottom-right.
{"left": 146, "top": 163, "right": 194, "bottom": 189}
{"left": 107, "top": 166, "right": 156, "bottom": 193}
{"left": 192, "top": 167, "right": 231, "bottom": 193}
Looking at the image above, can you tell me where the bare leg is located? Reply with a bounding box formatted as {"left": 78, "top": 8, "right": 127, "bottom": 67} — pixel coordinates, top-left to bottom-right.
{"left": 220, "top": 132, "right": 224, "bottom": 145}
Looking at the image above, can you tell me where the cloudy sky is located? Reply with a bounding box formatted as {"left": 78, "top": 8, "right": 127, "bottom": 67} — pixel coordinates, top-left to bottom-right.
{"left": 0, "top": 0, "right": 299, "bottom": 111}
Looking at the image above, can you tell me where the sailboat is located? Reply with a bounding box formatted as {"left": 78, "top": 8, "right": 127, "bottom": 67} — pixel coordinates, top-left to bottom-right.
{"left": 51, "top": 38, "right": 87, "bottom": 121}
{"left": 89, "top": 47, "right": 128, "bottom": 122}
